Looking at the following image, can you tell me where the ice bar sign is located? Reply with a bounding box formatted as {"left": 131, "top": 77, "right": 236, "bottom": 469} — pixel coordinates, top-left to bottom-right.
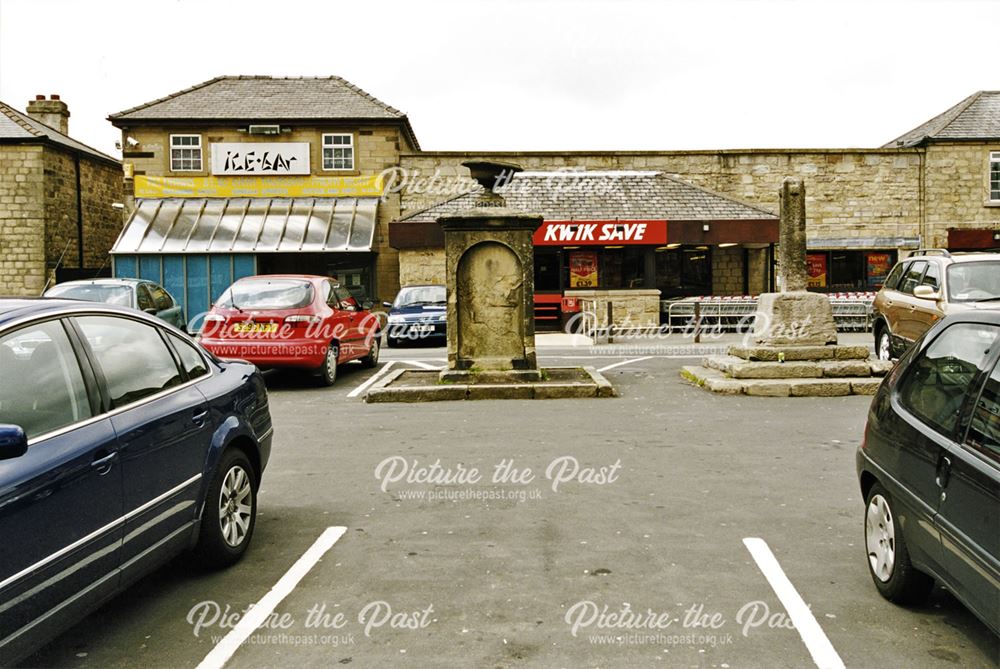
{"left": 210, "top": 142, "right": 310, "bottom": 175}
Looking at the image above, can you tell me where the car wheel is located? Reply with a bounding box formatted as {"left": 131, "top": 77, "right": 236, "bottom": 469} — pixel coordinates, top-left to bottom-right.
{"left": 864, "top": 483, "right": 933, "bottom": 604}
{"left": 876, "top": 329, "right": 893, "bottom": 361}
{"left": 319, "top": 343, "right": 339, "bottom": 386}
{"left": 362, "top": 337, "right": 380, "bottom": 368}
{"left": 194, "top": 449, "right": 257, "bottom": 568}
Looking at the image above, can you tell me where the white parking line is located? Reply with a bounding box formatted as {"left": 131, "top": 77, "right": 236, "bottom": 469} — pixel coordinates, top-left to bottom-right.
{"left": 405, "top": 360, "right": 442, "bottom": 370}
{"left": 743, "top": 537, "right": 845, "bottom": 669}
{"left": 347, "top": 361, "right": 396, "bottom": 398}
{"left": 197, "top": 526, "right": 347, "bottom": 669}
{"left": 596, "top": 356, "right": 653, "bottom": 372}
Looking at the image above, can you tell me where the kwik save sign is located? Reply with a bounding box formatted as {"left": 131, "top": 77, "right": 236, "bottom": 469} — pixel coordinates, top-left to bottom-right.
{"left": 533, "top": 220, "right": 667, "bottom": 246}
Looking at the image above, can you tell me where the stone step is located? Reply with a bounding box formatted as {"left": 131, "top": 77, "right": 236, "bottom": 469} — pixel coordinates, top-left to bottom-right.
{"left": 681, "top": 365, "right": 883, "bottom": 397}
{"left": 702, "top": 355, "right": 880, "bottom": 379}
{"left": 728, "top": 344, "right": 871, "bottom": 362}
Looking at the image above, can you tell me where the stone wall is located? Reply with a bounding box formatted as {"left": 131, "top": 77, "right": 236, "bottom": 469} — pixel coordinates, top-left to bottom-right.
{"left": 711, "top": 246, "right": 744, "bottom": 296}
{"left": 42, "top": 148, "right": 123, "bottom": 287}
{"left": 43, "top": 150, "right": 81, "bottom": 278}
{"left": 923, "top": 143, "right": 1000, "bottom": 247}
{"left": 79, "top": 158, "right": 125, "bottom": 269}
{"left": 397, "top": 149, "right": 925, "bottom": 248}
{"left": 0, "top": 145, "right": 46, "bottom": 295}
{"left": 399, "top": 248, "right": 446, "bottom": 286}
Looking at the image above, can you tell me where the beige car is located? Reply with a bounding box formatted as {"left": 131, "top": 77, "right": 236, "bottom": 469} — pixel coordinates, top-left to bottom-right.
{"left": 871, "top": 250, "right": 1000, "bottom": 360}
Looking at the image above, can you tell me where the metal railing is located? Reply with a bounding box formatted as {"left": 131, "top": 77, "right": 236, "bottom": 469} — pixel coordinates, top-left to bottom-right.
{"left": 663, "top": 293, "right": 875, "bottom": 332}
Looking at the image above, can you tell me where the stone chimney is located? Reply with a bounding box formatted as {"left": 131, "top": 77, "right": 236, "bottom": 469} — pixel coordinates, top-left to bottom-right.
{"left": 26, "top": 94, "right": 70, "bottom": 135}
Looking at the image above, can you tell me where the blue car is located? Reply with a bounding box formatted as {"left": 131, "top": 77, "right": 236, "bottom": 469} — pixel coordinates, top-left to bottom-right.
{"left": 384, "top": 284, "right": 447, "bottom": 347}
{"left": 0, "top": 299, "right": 273, "bottom": 664}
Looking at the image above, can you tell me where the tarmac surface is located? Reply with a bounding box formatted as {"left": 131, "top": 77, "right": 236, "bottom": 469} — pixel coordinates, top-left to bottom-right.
{"left": 24, "top": 335, "right": 1000, "bottom": 668}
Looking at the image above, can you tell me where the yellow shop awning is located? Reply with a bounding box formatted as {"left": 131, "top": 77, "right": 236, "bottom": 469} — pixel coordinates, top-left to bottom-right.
{"left": 111, "top": 197, "right": 378, "bottom": 254}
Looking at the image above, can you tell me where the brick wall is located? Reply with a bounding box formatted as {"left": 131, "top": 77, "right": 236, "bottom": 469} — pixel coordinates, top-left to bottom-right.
{"left": 0, "top": 145, "right": 46, "bottom": 295}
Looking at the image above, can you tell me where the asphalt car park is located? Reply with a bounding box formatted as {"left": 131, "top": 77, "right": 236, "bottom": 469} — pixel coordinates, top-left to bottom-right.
{"left": 22, "top": 341, "right": 1000, "bottom": 668}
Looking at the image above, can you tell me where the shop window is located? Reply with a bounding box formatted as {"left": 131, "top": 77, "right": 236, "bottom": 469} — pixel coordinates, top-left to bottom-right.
{"left": 990, "top": 151, "right": 1000, "bottom": 202}
{"left": 323, "top": 134, "right": 354, "bottom": 170}
{"left": 655, "top": 246, "right": 711, "bottom": 298}
{"left": 170, "top": 135, "right": 202, "bottom": 171}
{"left": 535, "top": 249, "right": 562, "bottom": 291}
{"left": 807, "top": 250, "right": 897, "bottom": 292}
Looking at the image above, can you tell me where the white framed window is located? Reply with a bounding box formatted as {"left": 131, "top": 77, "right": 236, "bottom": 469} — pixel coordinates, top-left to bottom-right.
{"left": 322, "top": 133, "right": 354, "bottom": 170}
{"left": 990, "top": 151, "right": 1000, "bottom": 203}
{"left": 170, "top": 134, "right": 202, "bottom": 172}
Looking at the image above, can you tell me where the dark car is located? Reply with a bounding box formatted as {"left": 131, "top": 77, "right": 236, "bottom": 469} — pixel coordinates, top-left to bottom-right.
{"left": 44, "top": 278, "right": 186, "bottom": 330}
{"left": 0, "top": 299, "right": 272, "bottom": 664}
{"left": 384, "top": 284, "right": 446, "bottom": 347}
{"left": 857, "top": 310, "right": 1000, "bottom": 636}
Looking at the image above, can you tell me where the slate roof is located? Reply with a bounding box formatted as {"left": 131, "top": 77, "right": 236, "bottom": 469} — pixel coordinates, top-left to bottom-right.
{"left": 884, "top": 91, "right": 1000, "bottom": 148}
{"left": 0, "top": 99, "right": 119, "bottom": 164}
{"left": 398, "top": 171, "right": 777, "bottom": 222}
{"left": 108, "top": 76, "right": 420, "bottom": 148}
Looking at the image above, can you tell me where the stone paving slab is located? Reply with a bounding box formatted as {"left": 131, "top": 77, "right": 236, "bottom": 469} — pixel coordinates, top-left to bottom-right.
{"left": 681, "top": 365, "right": 883, "bottom": 397}
{"left": 364, "top": 366, "right": 617, "bottom": 402}
{"left": 728, "top": 344, "right": 870, "bottom": 361}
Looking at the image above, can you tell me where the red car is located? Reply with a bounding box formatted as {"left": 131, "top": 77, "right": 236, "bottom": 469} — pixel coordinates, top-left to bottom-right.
{"left": 200, "top": 275, "right": 380, "bottom": 385}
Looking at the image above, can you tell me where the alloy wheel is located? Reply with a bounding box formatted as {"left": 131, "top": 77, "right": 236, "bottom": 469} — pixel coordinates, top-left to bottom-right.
{"left": 218, "top": 465, "right": 253, "bottom": 547}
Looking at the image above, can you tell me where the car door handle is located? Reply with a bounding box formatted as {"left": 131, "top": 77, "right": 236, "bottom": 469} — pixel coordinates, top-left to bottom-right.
{"left": 192, "top": 409, "right": 209, "bottom": 426}
{"left": 935, "top": 455, "right": 952, "bottom": 488}
{"left": 91, "top": 451, "right": 118, "bottom": 475}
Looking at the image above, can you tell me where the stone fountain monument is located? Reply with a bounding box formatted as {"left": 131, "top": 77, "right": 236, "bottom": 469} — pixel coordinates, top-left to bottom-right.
{"left": 438, "top": 161, "right": 542, "bottom": 383}
{"left": 681, "top": 177, "right": 891, "bottom": 397}
{"left": 365, "top": 161, "right": 616, "bottom": 402}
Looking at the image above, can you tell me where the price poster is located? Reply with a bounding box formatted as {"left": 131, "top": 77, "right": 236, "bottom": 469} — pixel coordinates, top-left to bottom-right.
{"left": 806, "top": 253, "right": 827, "bottom": 288}
{"left": 569, "top": 251, "right": 598, "bottom": 288}
{"left": 866, "top": 252, "right": 892, "bottom": 289}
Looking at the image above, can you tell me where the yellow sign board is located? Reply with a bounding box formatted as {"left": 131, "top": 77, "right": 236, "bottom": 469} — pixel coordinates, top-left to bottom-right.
{"left": 134, "top": 175, "right": 384, "bottom": 199}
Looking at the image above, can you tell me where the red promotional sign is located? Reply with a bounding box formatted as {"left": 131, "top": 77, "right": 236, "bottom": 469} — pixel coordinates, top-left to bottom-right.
{"left": 806, "top": 253, "right": 827, "bottom": 288}
{"left": 533, "top": 220, "right": 667, "bottom": 246}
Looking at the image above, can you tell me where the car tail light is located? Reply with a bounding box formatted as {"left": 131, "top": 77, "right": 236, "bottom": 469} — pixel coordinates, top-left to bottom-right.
{"left": 201, "top": 314, "right": 226, "bottom": 336}
{"left": 286, "top": 315, "right": 321, "bottom": 324}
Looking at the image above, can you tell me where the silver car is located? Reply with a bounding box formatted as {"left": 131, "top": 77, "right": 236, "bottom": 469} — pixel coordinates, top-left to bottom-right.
{"left": 44, "top": 278, "right": 186, "bottom": 330}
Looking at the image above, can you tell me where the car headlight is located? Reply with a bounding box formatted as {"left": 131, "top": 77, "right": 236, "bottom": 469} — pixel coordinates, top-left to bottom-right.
{"left": 387, "top": 314, "right": 404, "bottom": 324}
{"left": 435, "top": 314, "right": 447, "bottom": 322}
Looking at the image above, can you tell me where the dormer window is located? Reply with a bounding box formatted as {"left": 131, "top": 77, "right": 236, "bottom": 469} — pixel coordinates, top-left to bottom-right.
{"left": 323, "top": 133, "right": 354, "bottom": 171}
{"left": 990, "top": 151, "right": 1000, "bottom": 202}
{"left": 170, "top": 134, "right": 202, "bottom": 171}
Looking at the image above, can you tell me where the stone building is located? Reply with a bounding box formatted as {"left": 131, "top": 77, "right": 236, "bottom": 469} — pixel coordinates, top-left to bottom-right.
{"left": 108, "top": 76, "right": 419, "bottom": 324}
{"left": 884, "top": 90, "right": 1000, "bottom": 251}
{"left": 391, "top": 170, "right": 778, "bottom": 328}
{"left": 388, "top": 90, "right": 1000, "bottom": 321}
{"left": 0, "top": 95, "right": 122, "bottom": 296}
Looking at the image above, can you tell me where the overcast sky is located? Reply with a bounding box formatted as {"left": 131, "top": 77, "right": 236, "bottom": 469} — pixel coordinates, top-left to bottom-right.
{"left": 0, "top": 0, "right": 995, "bottom": 158}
